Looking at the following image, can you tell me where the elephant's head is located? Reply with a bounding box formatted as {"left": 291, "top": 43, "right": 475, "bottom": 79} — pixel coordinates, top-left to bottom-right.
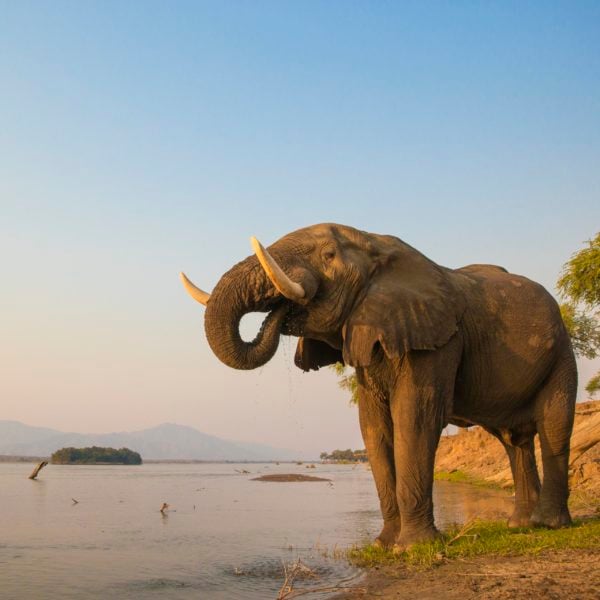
{"left": 181, "top": 224, "right": 464, "bottom": 371}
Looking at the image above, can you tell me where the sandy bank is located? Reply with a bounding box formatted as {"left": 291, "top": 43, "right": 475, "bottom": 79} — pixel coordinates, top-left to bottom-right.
{"left": 251, "top": 473, "right": 331, "bottom": 482}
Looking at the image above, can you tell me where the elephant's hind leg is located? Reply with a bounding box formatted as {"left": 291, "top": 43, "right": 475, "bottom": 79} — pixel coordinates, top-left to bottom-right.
{"left": 531, "top": 349, "right": 577, "bottom": 528}
{"left": 485, "top": 427, "right": 540, "bottom": 528}
{"left": 503, "top": 438, "right": 541, "bottom": 528}
{"left": 506, "top": 438, "right": 540, "bottom": 527}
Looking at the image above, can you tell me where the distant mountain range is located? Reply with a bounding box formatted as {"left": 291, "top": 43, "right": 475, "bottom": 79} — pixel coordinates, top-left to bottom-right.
{"left": 0, "top": 421, "right": 299, "bottom": 461}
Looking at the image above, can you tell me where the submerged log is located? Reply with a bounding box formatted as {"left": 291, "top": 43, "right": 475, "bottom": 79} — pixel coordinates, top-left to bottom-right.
{"left": 28, "top": 461, "right": 48, "bottom": 480}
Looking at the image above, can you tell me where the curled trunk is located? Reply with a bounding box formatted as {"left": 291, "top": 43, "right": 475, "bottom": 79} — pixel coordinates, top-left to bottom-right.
{"left": 204, "top": 257, "right": 286, "bottom": 370}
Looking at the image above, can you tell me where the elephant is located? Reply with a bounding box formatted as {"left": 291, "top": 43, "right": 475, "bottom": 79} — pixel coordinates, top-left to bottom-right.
{"left": 180, "top": 223, "right": 577, "bottom": 549}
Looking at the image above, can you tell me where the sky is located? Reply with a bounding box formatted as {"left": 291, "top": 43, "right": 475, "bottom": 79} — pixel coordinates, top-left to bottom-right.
{"left": 1, "top": 2, "right": 599, "bottom": 457}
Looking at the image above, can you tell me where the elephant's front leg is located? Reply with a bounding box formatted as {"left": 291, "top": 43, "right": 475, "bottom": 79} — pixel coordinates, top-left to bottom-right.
{"left": 390, "top": 351, "right": 457, "bottom": 548}
{"left": 356, "top": 373, "right": 400, "bottom": 548}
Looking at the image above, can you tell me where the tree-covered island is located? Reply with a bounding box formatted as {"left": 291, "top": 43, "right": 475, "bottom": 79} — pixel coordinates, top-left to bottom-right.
{"left": 320, "top": 448, "right": 368, "bottom": 463}
{"left": 51, "top": 446, "right": 142, "bottom": 465}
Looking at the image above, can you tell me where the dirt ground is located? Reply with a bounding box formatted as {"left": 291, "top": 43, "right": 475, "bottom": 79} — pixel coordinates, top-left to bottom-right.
{"left": 333, "top": 549, "right": 600, "bottom": 599}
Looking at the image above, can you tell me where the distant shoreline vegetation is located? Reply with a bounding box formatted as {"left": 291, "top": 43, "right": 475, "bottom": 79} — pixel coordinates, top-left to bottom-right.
{"left": 320, "top": 448, "right": 368, "bottom": 463}
{"left": 51, "top": 446, "right": 142, "bottom": 465}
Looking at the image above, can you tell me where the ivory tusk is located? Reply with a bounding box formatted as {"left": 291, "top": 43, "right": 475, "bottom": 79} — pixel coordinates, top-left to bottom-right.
{"left": 251, "top": 237, "right": 305, "bottom": 302}
{"left": 179, "top": 272, "right": 211, "bottom": 306}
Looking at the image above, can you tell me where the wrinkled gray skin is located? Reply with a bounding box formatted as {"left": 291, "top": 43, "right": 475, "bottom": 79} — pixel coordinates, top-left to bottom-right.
{"left": 195, "top": 224, "right": 576, "bottom": 548}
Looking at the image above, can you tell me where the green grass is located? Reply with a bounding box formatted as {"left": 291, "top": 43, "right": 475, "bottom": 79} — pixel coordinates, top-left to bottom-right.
{"left": 347, "top": 518, "right": 600, "bottom": 569}
{"left": 434, "top": 469, "right": 506, "bottom": 489}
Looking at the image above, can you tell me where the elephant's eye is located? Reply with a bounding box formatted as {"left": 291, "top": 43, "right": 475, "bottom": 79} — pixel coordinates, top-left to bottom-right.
{"left": 323, "top": 250, "right": 336, "bottom": 263}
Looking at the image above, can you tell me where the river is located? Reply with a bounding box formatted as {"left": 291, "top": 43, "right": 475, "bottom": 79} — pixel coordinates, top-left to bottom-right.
{"left": 0, "top": 462, "right": 513, "bottom": 599}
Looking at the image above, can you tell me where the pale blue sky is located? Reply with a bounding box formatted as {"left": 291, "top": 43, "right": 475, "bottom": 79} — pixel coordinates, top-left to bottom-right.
{"left": 1, "top": 2, "right": 599, "bottom": 456}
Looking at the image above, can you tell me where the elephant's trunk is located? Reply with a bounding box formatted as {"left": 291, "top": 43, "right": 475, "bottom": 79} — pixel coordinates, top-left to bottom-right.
{"left": 204, "top": 256, "right": 286, "bottom": 370}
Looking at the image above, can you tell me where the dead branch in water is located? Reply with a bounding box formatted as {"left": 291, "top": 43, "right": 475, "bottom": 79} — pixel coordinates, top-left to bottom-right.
{"left": 277, "top": 558, "right": 366, "bottom": 599}
{"left": 277, "top": 559, "right": 318, "bottom": 599}
{"left": 28, "top": 461, "right": 48, "bottom": 480}
{"left": 278, "top": 584, "right": 367, "bottom": 598}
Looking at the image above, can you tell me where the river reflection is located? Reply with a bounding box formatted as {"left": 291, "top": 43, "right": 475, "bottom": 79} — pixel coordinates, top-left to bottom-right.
{"left": 0, "top": 463, "right": 512, "bottom": 600}
{"left": 433, "top": 479, "right": 513, "bottom": 527}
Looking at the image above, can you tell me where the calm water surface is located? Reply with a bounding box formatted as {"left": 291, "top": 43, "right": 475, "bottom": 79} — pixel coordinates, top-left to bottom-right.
{"left": 0, "top": 462, "right": 512, "bottom": 599}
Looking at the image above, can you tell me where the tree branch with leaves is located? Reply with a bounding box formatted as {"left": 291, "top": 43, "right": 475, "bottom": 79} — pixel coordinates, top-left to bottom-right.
{"left": 558, "top": 232, "right": 600, "bottom": 398}
{"left": 331, "top": 362, "right": 358, "bottom": 405}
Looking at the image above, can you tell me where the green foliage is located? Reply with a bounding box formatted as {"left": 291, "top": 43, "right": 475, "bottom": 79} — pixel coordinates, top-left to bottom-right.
{"left": 331, "top": 362, "right": 358, "bottom": 405}
{"left": 51, "top": 446, "right": 142, "bottom": 465}
{"left": 557, "top": 233, "right": 600, "bottom": 396}
{"left": 347, "top": 518, "right": 600, "bottom": 569}
{"left": 559, "top": 303, "right": 600, "bottom": 360}
{"left": 558, "top": 233, "right": 600, "bottom": 397}
{"left": 586, "top": 373, "right": 600, "bottom": 398}
{"left": 320, "top": 448, "right": 368, "bottom": 462}
{"left": 558, "top": 232, "right": 600, "bottom": 307}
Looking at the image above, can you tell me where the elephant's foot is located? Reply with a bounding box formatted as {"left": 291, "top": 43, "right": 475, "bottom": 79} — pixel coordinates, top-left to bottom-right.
{"left": 531, "top": 502, "right": 572, "bottom": 529}
{"left": 374, "top": 517, "right": 401, "bottom": 549}
{"left": 507, "top": 507, "right": 535, "bottom": 529}
{"left": 392, "top": 526, "right": 440, "bottom": 551}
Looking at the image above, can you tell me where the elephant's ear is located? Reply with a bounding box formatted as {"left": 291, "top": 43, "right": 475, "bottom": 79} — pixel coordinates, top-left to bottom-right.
{"left": 295, "top": 337, "right": 344, "bottom": 372}
{"left": 343, "top": 248, "right": 464, "bottom": 368}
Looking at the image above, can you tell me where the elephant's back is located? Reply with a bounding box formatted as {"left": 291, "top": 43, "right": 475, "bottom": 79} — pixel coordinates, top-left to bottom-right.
{"left": 455, "top": 264, "right": 562, "bottom": 329}
{"left": 459, "top": 263, "right": 509, "bottom": 275}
